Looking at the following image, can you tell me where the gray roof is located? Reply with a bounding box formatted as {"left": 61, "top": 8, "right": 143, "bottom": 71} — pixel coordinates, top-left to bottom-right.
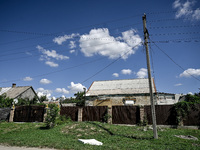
{"left": 86, "top": 78, "right": 156, "bottom": 96}
{"left": 0, "top": 87, "right": 11, "bottom": 95}
{"left": 0, "top": 86, "right": 32, "bottom": 99}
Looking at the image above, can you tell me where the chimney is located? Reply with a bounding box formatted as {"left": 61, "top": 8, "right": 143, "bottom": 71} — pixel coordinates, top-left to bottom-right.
{"left": 12, "top": 83, "right": 16, "bottom": 88}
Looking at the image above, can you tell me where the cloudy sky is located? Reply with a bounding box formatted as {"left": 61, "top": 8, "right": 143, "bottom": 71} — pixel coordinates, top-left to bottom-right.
{"left": 0, "top": 0, "right": 200, "bottom": 99}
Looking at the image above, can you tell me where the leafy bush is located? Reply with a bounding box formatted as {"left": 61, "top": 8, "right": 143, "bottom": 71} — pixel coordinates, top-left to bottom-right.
{"left": 0, "top": 94, "right": 13, "bottom": 108}
{"left": 103, "top": 113, "right": 111, "bottom": 123}
{"left": 45, "top": 104, "right": 71, "bottom": 128}
{"left": 173, "top": 93, "right": 200, "bottom": 125}
{"left": 45, "top": 104, "right": 60, "bottom": 128}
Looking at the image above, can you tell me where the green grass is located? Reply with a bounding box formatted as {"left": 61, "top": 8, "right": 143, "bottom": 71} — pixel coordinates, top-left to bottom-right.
{"left": 0, "top": 121, "right": 200, "bottom": 150}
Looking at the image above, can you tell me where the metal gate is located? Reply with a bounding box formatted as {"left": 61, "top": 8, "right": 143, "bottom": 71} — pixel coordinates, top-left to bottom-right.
{"left": 112, "top": 106, "right": 140, "bottom": 124}
{"left": 14, "top": 106, "right": 45, "bottom": 122}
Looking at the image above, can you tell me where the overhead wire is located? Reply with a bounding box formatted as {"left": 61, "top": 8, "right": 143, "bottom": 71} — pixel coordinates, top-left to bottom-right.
{"left": 0, "top": 26, "right": 143, "bottom": 62}
{"left": 0, "top": 14, "right": 142, "bottom": 46}
{"left": 1, "top": 42, "right": 143, "bottom": 98}
{"left": 150, "top": 31, "right": 200, "bottom": 36}
{"left": 0, "top": 57, "right": 107, "bottom": 84}
{"left": 0, "top": 23, "right": 143, "bottom": 57}
{"left": 148, "top": 38, "right": 200, "bottom": 83}
{"left": 149, "top": 37, "right": 200, "bottom": 43}
{"left": 149, "top": 24, "right": 200, "bottom": 29}
{"left": 0, "top": 36, "right": 143, "bottom": 62}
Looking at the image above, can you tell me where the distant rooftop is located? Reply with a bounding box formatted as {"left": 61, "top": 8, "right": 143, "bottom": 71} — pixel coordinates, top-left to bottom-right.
{"left": 86, "top": 78, "right": 156, "bottom": 96}
{"left": 0, "top": 84, "right": 32, "bottom": 99}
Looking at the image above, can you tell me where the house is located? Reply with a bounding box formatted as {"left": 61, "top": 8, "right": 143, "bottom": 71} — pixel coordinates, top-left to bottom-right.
{"left": 0, "top": 83, "right": 38, "bottom": 100}
{"left": 156, "top": 92, "right": 182, "bottom": 105}
{"left": 85, "top": 78, "right": 157, "bottom": 107}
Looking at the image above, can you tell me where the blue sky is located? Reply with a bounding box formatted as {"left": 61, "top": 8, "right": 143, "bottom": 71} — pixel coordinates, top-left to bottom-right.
{"left": 0, "top": 0, "right": 200, "bottom": 99}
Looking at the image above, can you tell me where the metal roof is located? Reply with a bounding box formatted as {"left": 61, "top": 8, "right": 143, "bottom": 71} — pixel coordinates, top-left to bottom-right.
{"left": 0, "top": 86, "right": 32, "bottom": 99}
{"left": 86, "top": 78, "right": 156, "bottom": 96}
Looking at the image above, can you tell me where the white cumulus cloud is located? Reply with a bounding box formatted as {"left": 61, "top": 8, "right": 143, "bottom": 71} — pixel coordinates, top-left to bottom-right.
{"left": 55, "top": 88, "right": 69, "bottom": 94}
{"left": 179, "top": 68, "right": 200, "bottom": 77}
{"left": 37, "top": 45, "right": 69, "bottom": 67}
{"left": 23, "top": 76, "right": 33, "bottom": 81}
{"left": 79, "top": 28, "right": 142, "bottom": 60}
{"left": 40, "top": 78, "right": 52, "bottom": 84}
{"left": 69, "top": 41, "right": 76, "bottom": 49}
{"left": 173, "top": 0, "right": 200, "bottom": 21}
{"left": 53, "top": 33, "right": 79, "bottom": 45}
{"left": 68, "top": 82, "right": 86, "bottom": 93}
{"left": 36, "top": 88, "right": 52, "bottom": 99}
{"left": 45, "top": 61, "right": 59, "bottom": 67}
{"left": 112, "top": 73, "right": 119, "bottom": 77}
{"left": 121, "top": 69, "right": 132, "bottom": 75}
{"left": 174, "top": 83, "right": 183, "bottom": 86}
{"left": 37, "top": 45, "right": 69, "bottom": 60}
{"left": 136, "top": 68, "right": 147, "bottom": 78}
{"left": 70, "top": 50, "right": 75, "bottom": 54}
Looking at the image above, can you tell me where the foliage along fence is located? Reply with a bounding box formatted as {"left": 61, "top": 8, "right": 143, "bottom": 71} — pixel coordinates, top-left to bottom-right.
{"left": 5, "top": 104, "right": 200, "bottom": 126}
{"left": 183, "top": 104, "right": 200, "bottom": 126}
{"left": 14, "top": 105, "right": 45, "bottom": 122}
{"left": 144, "top": 104, "right": 200, "bottom": 126}
{"left": 61, "top": 105, "right": 200, "bottom": 126}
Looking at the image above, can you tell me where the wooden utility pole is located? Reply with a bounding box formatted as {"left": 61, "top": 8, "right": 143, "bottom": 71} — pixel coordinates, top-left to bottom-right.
{"left": 142, "top": 14, "right": 158, "bottom": 139}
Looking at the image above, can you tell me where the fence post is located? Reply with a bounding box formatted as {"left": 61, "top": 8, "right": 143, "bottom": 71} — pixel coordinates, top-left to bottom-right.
{"left": 78, "top": 107, "right": 83, "bottom": 122}
{"left": 43, "top": 105, "right": 48, "bottom": 122}
{"left": 108, "top": 107, "right": 112, "bottom": 124}
{"left": 140, "top": 105, "right": 145, "bottom": 122}
{"left": 9, "top": 105, "right": 15, "bottom": 122}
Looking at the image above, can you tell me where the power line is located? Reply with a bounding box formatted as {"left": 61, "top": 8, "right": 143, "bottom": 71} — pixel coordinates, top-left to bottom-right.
{"left": 149, "top": 24, "right": 200, "bottom": 29}
{"left": 1, "top": 43, "right": 142, "bottom": 98}
{"left": 0, "top": 29, "right": 143, "bottom": 62}
{"left": 80, "top": 42, "right": 142, "bottom": 84}
{"left": 0, "top": 23, "right": 142, "bottom": 55}
{"left": 0, "top": 57, "right": 106, "bottom": 84}
{"left": 148, "top": 18, "right": 183, "bottom": 23}
{"left": 149, "top": 38, "right": 200, "bottom": 83}
{"left": 0, "top": 17, "right": 142, "bottom": 46}
{"left": 149, "top": 37, "right": 200, "bottom": 43}
{"left": 150, "top": 31, "right": 200, "bottom": 36}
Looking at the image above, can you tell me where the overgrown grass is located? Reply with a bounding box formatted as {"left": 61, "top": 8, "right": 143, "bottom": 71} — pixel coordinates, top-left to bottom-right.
{"left": 0, "top": 121, "right": 200, "bottom": 149}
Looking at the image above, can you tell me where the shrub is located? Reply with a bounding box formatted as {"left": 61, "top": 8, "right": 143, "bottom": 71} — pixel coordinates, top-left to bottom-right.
{"left": 173, "top": 94, "right": 200, "bottom": 125}
{"left": 45, "top": 104, "right": 60, "bottom": 128}
{"left": 0, "top": 94, "right": 13, "bottom": 108}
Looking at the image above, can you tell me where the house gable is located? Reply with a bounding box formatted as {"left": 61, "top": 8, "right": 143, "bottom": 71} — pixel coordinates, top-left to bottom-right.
{"left": 0, "top": 85, "right": 37, "bottom": 100}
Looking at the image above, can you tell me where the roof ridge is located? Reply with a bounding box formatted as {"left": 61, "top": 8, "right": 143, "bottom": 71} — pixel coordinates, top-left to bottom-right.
{"left": 93, "top": 78, "right": 150, "bottom": 82}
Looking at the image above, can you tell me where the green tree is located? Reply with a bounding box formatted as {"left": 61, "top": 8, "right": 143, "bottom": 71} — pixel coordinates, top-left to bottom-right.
{"left": 173, "top": 92, "right": 200, "bottom": 125}
{"left": 185, "top": 93, "right": 200, "bottom": 103}
{"left": 0, "top": 94, "right": 13, "bottom": 108}
{"left": 61, "top": 92, "right": 85, "bottom": 106}
{"left": 39, "top": 95, "right": 48, "bottom": 103}
{"left": 74, "top": 91, "right": 85, "bottom": 106}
